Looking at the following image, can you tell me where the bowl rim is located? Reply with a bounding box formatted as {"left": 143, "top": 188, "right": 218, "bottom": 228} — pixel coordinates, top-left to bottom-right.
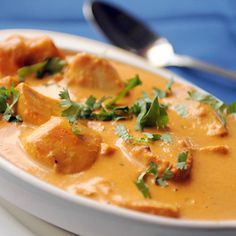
{"left": 0, "top": 28, "right": 235, "bottom": 230}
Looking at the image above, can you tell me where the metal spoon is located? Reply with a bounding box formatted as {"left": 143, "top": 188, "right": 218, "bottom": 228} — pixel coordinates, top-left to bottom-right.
{"left": 83, "top": 0, "right": 236, "bottom": 81}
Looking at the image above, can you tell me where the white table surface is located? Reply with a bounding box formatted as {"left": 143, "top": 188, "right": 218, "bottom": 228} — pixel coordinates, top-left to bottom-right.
{"left": 0, "top": 197, "right": 76, "bottom": 236}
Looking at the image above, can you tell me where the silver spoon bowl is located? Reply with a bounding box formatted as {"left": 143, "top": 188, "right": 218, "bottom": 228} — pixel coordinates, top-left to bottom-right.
{"left": 83, "top": 0, "right": 236, "bottom": 81}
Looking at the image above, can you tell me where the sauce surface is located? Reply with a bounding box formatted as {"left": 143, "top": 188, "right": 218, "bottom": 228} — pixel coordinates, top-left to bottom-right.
{"left": 0, "top": 35, "right": 236, "bottom": 220}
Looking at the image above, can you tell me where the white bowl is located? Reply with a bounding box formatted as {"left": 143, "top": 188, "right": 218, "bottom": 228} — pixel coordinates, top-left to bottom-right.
{"left": 0, "top": 29, "right": 235, "bottom": 236}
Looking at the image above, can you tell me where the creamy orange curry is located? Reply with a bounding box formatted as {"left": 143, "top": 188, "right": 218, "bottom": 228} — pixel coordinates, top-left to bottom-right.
{"left": 0, "top": 35, "right": 236, "bottom": 220}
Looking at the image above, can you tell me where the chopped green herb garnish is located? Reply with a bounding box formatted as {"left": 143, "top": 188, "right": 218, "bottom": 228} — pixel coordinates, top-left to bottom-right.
{"left": 227, "top": 102, "right": 236, "bottom": 114}
{"left": 159, "top": 133, "right": 172, "bottom": 143}
{"left": 115, "top": 124, "right": 132, "bottom": 141}
{"left": 153, "top": 87, "right": 167, "bottom": 98}
{"left": 162, "top": 167, "right": 174, "bottom": 180}
{"left": 91, "top": 109, "right": 115, "bottom": 121}
{"left": 0, "top": 86, "right": 21, "bottom": 122}
{"left": 188, "top": 90, "right": 226, "bottom": 124}
{"left": 135, "top": 162, "right": 158, "bottom": 198}
{"left": 176, "top": 151, "right": 188, "bottom": 170}
{"left": 71, "top": 124, "right": 81, "bottom": 136}
{"left": 188, "top": 90, "right": 223, "bottom": 109}
{"left": 147, "top": 161, "right": 158, "bottom": 178}
{"left": 85, "top": 95, "right": 96, "bottom": 109}
{"left": 143, "top": 132, "right": 172, "bottom": 143}
{"left": 18, "top": 61, "right": 47, "bottom": 81}
{"left": 135, "top": 95, "right": 169, "bottom": 131}
{"left": 135, "top": 172, "right": 151, "bottom": 199}
{"left": 173, "top": 104, "right": 188, "bottom": 117}
{"left": 106, "top": 75, "right": 142, "bottom": 108}
{"left": 188, "top": 90, "right": 229, "bottom": 126}
{"left": 136, "top": 162, "right": 175, "bottom": 197}
{"left": 156, "top": 167, "right": 174, "bottom": 187}
{"left": 59, "top": 89, "right": 131, "bottom": 123}
{"left": 17, "top": 57, "right": 67, "bottom": 81}
{"left": 152, "top": 78, "right": 174, "bottom": 99}
{"left": 59, "top": 89, "right": 80, "bottom": 123}
{"left": 94, "top": 96, "right": 109, "bottom": 109}
{"left": 0, "top": 87, "right": 9, "bottom": 113}
{"left": 142, "top": 132, "right": 161, "bottom": 140}
{"left": 115, "top": 124, "right": 171, "bottom": 145}
{"left": 166, "top": 78, "right": 174, "bottom": 94}
{"left": 37, "top": 57, "right": 67, "bottom": 78}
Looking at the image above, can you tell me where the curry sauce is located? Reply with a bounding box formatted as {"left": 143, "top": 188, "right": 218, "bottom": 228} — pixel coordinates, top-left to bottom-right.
{"left": 0, "top": 35, "right": 236, "bottom": 220}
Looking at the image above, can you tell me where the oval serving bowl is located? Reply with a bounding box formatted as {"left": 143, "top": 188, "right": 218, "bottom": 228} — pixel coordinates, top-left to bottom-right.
{"left": 0, "top": 29, "right": 235, "bottom": 236}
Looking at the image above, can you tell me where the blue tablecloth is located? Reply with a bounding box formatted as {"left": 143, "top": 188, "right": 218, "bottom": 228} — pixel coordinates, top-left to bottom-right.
{"left": 1, "top": 0, "right": 236, "bottom": 102}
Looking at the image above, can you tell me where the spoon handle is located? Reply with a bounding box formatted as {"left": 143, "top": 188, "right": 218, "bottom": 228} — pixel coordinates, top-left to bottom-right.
{"left": 168, "top": 54, "right": 236, "bottom": 81}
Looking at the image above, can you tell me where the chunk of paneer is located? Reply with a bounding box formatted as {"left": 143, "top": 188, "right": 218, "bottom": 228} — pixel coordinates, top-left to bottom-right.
{"left": 74, "top": 177, "right": 113, "bottom": 199}
{"left": 100, "top": 143, "right": 116, "bottom": 156}
{"left": 0, "top": 35, "right": 26, "bottom": 76}
{"left": 0, "top": 35, "right": 63, "bottom": 76}
{"left": 207, "top": 121, "right": 228, "bottom": 136}
{"left": 74, "top": 176, "right": 179, "bottom": 217}
{"left": 16, "top": 83, "right": 61, "bottom": 125}
{"left": 65, "top": 53, "right": 124, "bottom": 94}
{"left": 113, "top": 197, "right": 179, "bottom": 218}
{"left": 198, "top": 145, "right": 229, "bottom": 155}
{"left": 26, "top": 35, "right": 64, "bottom": 64}
{"left": 21, "top": 117, "right": 101, "bottom": 174}
{"left": 117, "top": 138, "right": 193, "bottom": 181}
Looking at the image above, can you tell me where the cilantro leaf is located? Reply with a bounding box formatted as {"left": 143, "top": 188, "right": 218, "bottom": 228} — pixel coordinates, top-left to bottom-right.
{"left": 131, "top": 137, "right": 149, "bottom": 144}
{"left": 71, "top": 124, "right": 81, "bottom": 136}
{"left": 166, "top": 78, "right": 174, "bottom": 94}
{"left": 85, "top": 95, "right": 96, "bottom": 109}
{"left": 227, "top": 102, "right": 236, "bottom": 114}
{"left": 59, "top": 89, "right": 132, "bottom": 123}
{"left": 188, "top": 90, "right": 211, "bottom": 103}
{"left": 135, "top": 162, "right": 158, "bottom": 198}
{"left": 40, "top": 57, "right": 67, "bottom": 76}
{"left": 106, "top": 75, "right": 142, "bottom": 108}
{"left": 112, "top": 106, "right": 130, "bottom": 120}
{"left": 115, "top": 124, "right": 132, "bottom": 141}
{"left": 173, "top": 104, "right": 188, "bottom": 117}
{"left": 176, "top": 151, "right": 188, "bottom": 170}
{"left": 146, "top": 161, "right": 158, "bottom": 178}
{"left": 153, "top": 87, "right": 167, "bottom": 98}
{"left": 91, "top": 109, "right": 115, "bottom": 121}
{"left": 135, "top": 96, "right": 169, "bottom": 131}
{"left": 135, "top": 173, "right": 151, "bottom": 199}
{"left": 143, "top": 132, "right": 172, "bottom": 143}
{"left": 59, "top": 89, "right": 80, "bottom": 123}
{"left": 118, "top": 129, "right": 172, "bottom": 145}
{"left": 214, "top": 109, "right": 226, "bottom": 127}
{"left": 0, "top": 86, "right": 21, "bottom": 122}
{"left": 135, "top": 162, "right": 175, "bottom": 196}
{"left": 59, "top": 88, "right": 71, "bottom": 103}
{"left": 18, "top": 57, "right": 67, "bottom": 81}
{"left": 94, "top": 96, "right": 109, "bottom": 109}
{"left": 143, "top": 132, "right": 161, "bottom": 141}
{"left": 18, "top": 61, "right": 47, "bottom": 81}
{"left": 93, "top": 106, "right": 131, "bottom": 121}
{"left": 188, "top": 90, "right": 225, "bottom": 111}
{"left": 62, "top": 104, "right": 80, "bottom": 123}
{"left": 0, "top": 87, "right": 9, "bottom": 113}
{"left": 156, "top": 167, "right": 174, "bottom": 187}
{"left": 188, "top": 90, "right": 226, "bottom": 126}
{"left": 159, "top": 133, "right": 172, "bottom": 143}
{"left": 162, "top": 168, "right": 174, "bottom": 180}
{"left": 152, "top": 78, "right": 174, "bottom": 99}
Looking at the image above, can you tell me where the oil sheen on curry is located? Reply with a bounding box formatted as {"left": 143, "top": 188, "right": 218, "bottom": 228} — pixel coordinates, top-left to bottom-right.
{"left": 0, "top": 35, "right": 236, "bottom": 220}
